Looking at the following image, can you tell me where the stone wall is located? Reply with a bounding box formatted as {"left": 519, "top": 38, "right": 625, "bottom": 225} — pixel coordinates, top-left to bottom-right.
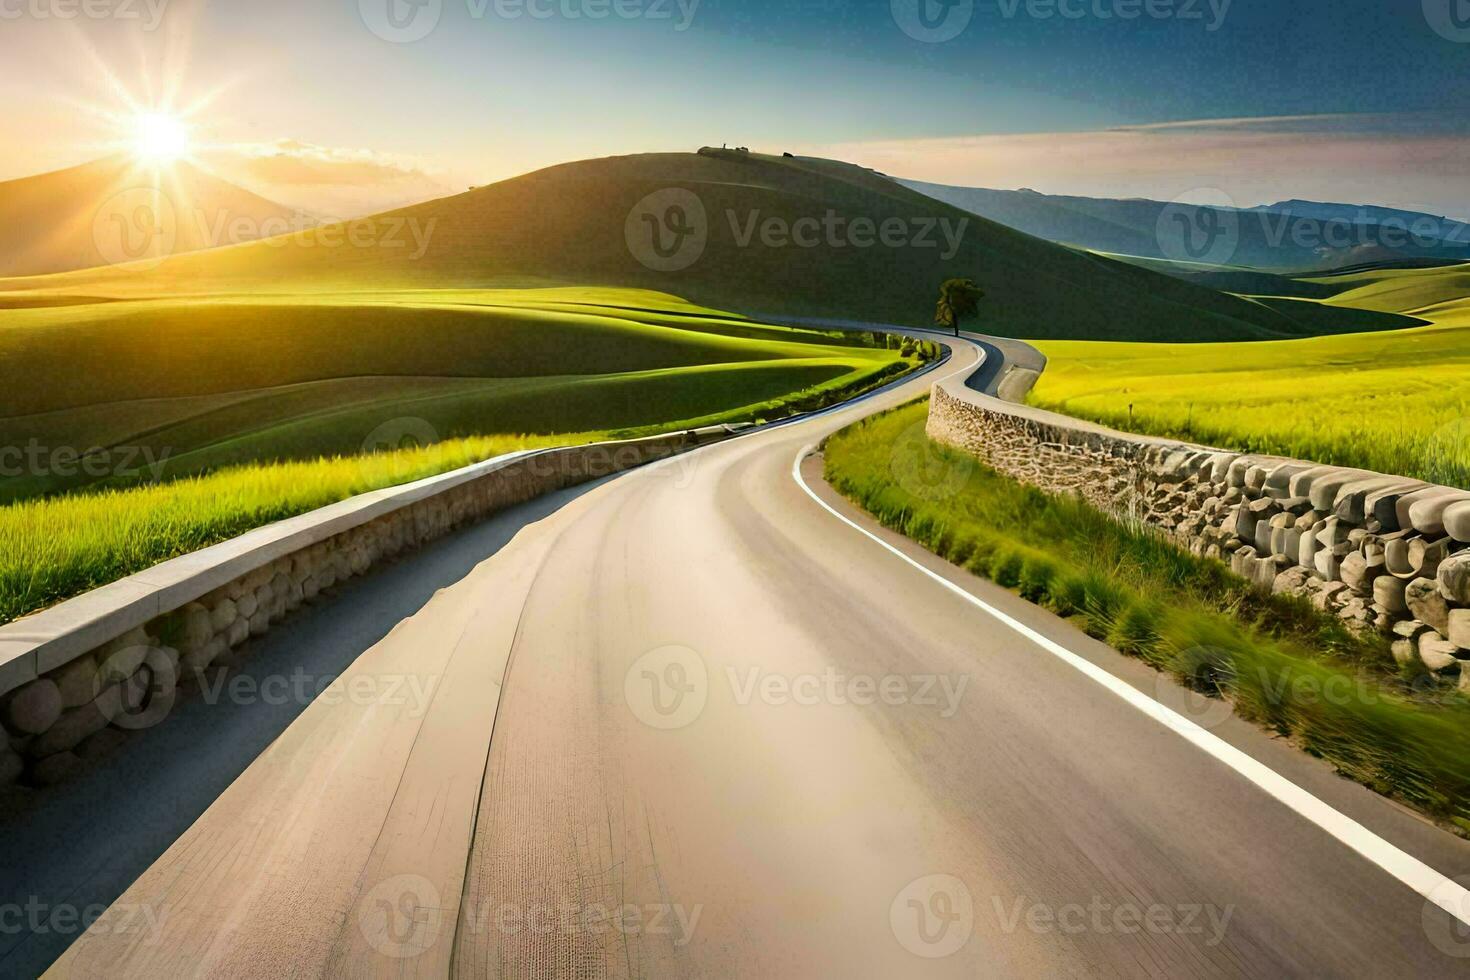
{"left": 0, "top": 432, "right": 724, "bottom": 789}
{"left": 927, "top": 380, "right": 1470, "bottom": 682}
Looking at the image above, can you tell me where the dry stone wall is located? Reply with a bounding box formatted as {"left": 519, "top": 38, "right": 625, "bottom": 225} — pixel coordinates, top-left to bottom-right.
{"left": 927, "top": 380, "right": 1470, "bottom": 683}
{"left": 0, "top": 432, "right": 722, "bottom": 790}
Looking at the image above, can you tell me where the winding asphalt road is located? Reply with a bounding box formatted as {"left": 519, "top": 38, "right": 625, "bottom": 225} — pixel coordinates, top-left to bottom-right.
{"left": 35, "top": 334, "right": 1470, "bottom": 977}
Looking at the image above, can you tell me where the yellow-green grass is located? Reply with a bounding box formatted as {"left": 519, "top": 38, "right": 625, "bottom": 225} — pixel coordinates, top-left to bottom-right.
{"left": 0, "top": 287, "right": 907, "bottom": 500}
{"left": 0, "top": 432, "right": 563, "bottom": 626}
{"left": 1307, "top": 263, "right": 1470, "bottom": 314}
{"left": 824, "top": 399, "right": 1470, "bottom": 825}
{"left": 0, "top": 346, "right": 925, "bottom": 625}
{"left": 1028, "top": 285, "right": 1470, "bottom": 488}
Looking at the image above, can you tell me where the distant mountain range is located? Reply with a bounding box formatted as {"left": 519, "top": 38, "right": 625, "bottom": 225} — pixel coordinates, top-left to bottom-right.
{"left": 0, "top": 157, "right": 303, "bottom": 277}
{"left": 903, "top": 180, "right": 1470, "bottom": 273}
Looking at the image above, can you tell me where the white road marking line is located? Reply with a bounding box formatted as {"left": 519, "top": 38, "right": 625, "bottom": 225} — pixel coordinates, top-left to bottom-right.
{"left": 792, "top": 444, "right": 1470, "bottom": 929}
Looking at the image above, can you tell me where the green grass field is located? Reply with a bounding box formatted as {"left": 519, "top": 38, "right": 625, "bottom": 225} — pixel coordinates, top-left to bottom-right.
{"left": 825, "top": 399, "right": 1470, "bottom": 825}
{"left": 0, "top": 283, "right": 934, "bottom": 622}
{"left": 0, "top": 287, "right": 913, "bottom": 501}
{"left": 1028, "top": 263, "right": 1470, "bottom": 488}
{"left": 0, "top": 432, "right": 565, "bottom": 625}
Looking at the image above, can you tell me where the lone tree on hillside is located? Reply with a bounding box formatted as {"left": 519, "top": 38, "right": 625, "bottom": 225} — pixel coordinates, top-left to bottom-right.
{"left": 935, "top": 277, "right": 984, "bottom": 337}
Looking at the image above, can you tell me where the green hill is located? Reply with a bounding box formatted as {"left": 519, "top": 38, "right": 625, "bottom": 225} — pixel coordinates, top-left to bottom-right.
{"left": 0, "top": 156, "right": 302, "bottom": 277}
{"left": 0, "top": 288, "right": 908, "bottom": 502}
{"left": 1, "top": 150, "right": 1354, "bottom": 343}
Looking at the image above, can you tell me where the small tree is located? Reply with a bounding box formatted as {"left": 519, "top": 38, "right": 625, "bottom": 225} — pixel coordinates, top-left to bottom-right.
{"left": 935, "top": 278, "right": 984, "bottom": 337}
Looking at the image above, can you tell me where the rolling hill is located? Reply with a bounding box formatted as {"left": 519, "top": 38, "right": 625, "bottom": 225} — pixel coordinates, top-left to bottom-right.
{"left": 905, "top": 179, "right": 1470, "bottom": 273}
{"left": 0, "top": 156, "right": 304, "bottom": 277}
{"left": 0, "top": 150, "right": 1395, "bottom": 343}
{"left": 0, "top": 287, "right": 912, "bottom": 502}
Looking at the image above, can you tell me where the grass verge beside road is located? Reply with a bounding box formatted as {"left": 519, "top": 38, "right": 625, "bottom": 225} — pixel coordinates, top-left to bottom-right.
{"left": 824, "top": 398, "right": 1470, "bottom": 827}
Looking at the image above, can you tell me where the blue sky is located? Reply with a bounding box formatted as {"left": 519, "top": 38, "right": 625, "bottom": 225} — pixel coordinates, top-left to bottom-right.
{"left": 2, "top": 0, "right": 1467, "bottom": 215}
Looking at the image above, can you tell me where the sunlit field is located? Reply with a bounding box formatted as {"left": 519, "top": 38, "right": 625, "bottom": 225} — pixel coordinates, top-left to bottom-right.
{"left": 0, "top": 286, "right": 912, "bottom": 500}
{"left": 1028, "top": 265, "right": 1470, "bottom": 488}
{"left": 0, "top": 284, "right": 932, "bottom": 622}
{"left": 0, "top": 345, "right": 925, "bottom": 626}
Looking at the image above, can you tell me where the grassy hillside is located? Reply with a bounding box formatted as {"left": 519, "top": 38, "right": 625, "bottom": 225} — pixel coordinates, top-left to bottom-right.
{"left": 0, "top": 151, "right": 1366, "bottom": 343}
{"left": 0, "top": 281, "right": 932, "bottom": 620}
{"left": 0, "top": 156, "right": 301, "bottom": 277}
{"left": 1028, "top": 262, "right": 1470, "bottom": 487}
{"left": 0, "top": 288, "right": 911, "bottom": 502}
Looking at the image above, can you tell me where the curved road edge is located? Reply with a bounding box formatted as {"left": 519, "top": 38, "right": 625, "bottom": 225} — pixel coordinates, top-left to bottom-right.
{"left": 792, "top": 442, "right": 1470, "bottom": 930}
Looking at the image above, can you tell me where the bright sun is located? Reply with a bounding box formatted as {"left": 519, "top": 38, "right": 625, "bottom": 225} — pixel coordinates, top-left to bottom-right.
{"left": 132, "top": 112, "right": 192, "bottom": 163}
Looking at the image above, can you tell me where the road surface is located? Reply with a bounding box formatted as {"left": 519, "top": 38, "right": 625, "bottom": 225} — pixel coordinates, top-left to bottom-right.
{"left": 36, "top": 335, "right": 1470, "bottom": 977}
